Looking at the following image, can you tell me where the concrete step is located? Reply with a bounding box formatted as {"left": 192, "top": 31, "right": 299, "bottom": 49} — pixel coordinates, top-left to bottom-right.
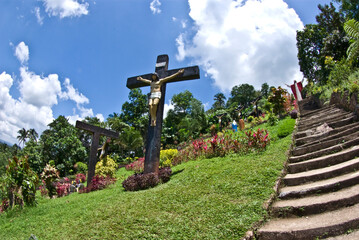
{"left": 278, "top": 171, "right": 359, "bottom": 199}
{"left": 288, "top": 146, "right": 359, "bottom": 174}
{"left": 289, "top": 137, "right": 359, "bottom": 163}
{"left": 298, "top": 108, "right": 345, "bottom": 128}
{"left": 324, "top": 230, "right": 359, "bottom": 239}
{"left": 272, "top": 184, "right": 359, "bottom": 217}
{"left": 284, "top": 157, "right": 359, "bottom": 186}
{"left": 297, "top": 113, "right": 354, "bottom": 133}
{"left": 257, "top": 203, "right": 359, "bottom": 240}
{"left": 293, "top": 122, "right": 359, "bottom": 156}
{"left": 300, "top": 105, "right": 333, "bottom": 119}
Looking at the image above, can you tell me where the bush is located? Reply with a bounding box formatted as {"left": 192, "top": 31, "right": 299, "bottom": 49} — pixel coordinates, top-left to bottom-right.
{"left": 277, "top": 118, "right": 296, "bottom": 138}
{"left": 1, "top": 156, "right": 39, "bottom": 208}
{"left": 267, "top": 113, "right": 278, "bottom": 126}
{"left": 125, "top": 157, "right": 144, "bottom": 173}
{"left": 95, "top": 156, "right": 117, "bottom": 178}
{"left": 245, "top": 128, "right": 270, "bottom": 151}
{"left": 160, "top": 149, "right": 178, "bottom": 168}
{"left": 247, "top": 116, "right": 254, "bottom": 123}
{"left": 122, "top": 167, "right": 172, "bottom": 191}
{"left": 41, "top": 164, "right": 59, "bottom": 198}
{"left": 75, "top": 173, "right": 86, "bottom": 184}
{"left": 74, "top": 162, "right": 88, "bottom": 174}
{"left": 79, "top": 175, "right": 117, "bottom": 193}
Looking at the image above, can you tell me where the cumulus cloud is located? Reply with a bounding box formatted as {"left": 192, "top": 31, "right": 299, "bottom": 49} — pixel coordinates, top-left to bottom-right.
{"left": 15, "top": 42, "right": 29, "bottom": 65}
{"left": 177, "top": 0, "right": 304, "bottom": 91}
{"left": 42, "top": 0, "right": 89, "bottom": 18}
{"left": 150, "top": 0, "right": 161, "bottom": 14}
{"left": 0, "top": 42, "right": 100, "bottom": 144}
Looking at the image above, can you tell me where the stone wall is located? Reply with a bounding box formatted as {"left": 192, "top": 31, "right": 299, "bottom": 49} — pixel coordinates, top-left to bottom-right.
{"left": 330, "top": 91, "right": 359, "bottom": 120}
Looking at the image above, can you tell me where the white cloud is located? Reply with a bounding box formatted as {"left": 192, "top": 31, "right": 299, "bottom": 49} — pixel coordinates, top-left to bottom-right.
{"left": 0, "top": 42, "right": 100, "bottom": 144}
{"left": 150, "top": 0, "right": 161, "bottom": 14}
{"left": 14, "top": 42, "right": 29, "bottom": 65}
{"left": 42, "top": 0, "right": 89, "bottom": 18}
{"left": 60, "top": 78, "right": 89, "bottom": 105}
{"left": 34, "top": 7, "right": 44, "bottom": 25}
{"left": 19, "top": 67, "right": 62, "bottom": 107}
{"left": 177, "top": 0, "right": 304, "bottom": 91}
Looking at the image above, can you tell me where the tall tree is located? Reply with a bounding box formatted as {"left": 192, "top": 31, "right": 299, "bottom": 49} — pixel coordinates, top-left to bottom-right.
{"left": 40, "top": 116, "right": 87, "bottom": 176}
{"left": 120, "top": 89, "right": 148, "bottom": 127}
{"left": 227, "top": 84, "right": 256, "bottom": 108}
{"left": 27, "top": 129, "right": 38, "bottom": 142}
{"left": 261, "top": 83, "right": 270, "bottom": 98}
{"left": 333, "top": 0, "right": 359, "bottom": 20}
{"left": 212, "top": 93, "right": 226, "bottom": 110}
{"left": 17, "top": 128, "right": 28, "bottom": 147}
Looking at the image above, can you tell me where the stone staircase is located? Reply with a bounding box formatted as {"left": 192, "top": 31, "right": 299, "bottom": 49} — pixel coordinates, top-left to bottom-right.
{"left": 256, "top": 103, "right": 359, "bottom": 239}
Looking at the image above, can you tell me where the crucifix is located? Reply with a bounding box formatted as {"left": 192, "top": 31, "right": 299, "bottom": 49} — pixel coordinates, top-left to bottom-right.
{"left": 126, "top": 54, "right": 200, "bottom": 174}
{"left": 75, "top": 121, "right": 119, "bottom": 188}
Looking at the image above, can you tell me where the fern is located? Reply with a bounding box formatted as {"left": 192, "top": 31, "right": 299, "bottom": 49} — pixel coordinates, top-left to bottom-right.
{"left": 344, "top": 19, "right": 359, "bottom": 62}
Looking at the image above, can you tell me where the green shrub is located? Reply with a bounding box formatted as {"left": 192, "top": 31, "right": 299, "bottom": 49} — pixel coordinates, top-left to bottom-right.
{"left": 160, "top": 149, "right": 178, "bottom": 168}
{"left": 95, "top": 156, "right": 117, "bottom": 178}
{"left": 75, "top": 162, "right": 88, "bottom": 174}
{"left": 267, "top": 113, "right": 278, "bottom": 126}
{"left": 247, "top": 116, "right": 254, "bottom": 123}
{"left": 277, "top": 118, "right": 296, "bottom": 138}
{"left": 2, "top": 156, "right": 39, "bottom": 208}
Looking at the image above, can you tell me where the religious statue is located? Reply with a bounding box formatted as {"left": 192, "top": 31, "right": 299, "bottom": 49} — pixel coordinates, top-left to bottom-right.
{"left": 98, "top": 137, "right": 111, "bottom": 160}
{"left": 286, "top": 80, "right": 304, "bottom": 101}
{"left": 137, "top": 69, "right": 184, "bottom": 126}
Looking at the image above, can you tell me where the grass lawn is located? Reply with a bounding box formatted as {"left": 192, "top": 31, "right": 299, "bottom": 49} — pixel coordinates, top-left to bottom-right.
{"left": 0, "top": 120, "right": 293, "bottom": 240}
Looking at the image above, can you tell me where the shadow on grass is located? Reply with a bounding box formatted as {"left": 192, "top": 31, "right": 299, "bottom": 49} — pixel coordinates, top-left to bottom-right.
{"left": 171, "top": 169, "right": 184, "bottom": 177}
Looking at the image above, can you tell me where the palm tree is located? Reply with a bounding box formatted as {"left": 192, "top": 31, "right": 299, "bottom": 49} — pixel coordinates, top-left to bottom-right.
{"left": 212, "top": 93, "right": 226, "bottom": 110}
{"left": 17, "top": 128, "right": 28, "bottom": 147}
{"left": 28, "top": 128, "right": 38, "bottom": 142}
{"left": 344, "top": 19, "right": 359, "bottom": 63}
{"left": 116, "top": 127, "right": 143, "bottom": 156}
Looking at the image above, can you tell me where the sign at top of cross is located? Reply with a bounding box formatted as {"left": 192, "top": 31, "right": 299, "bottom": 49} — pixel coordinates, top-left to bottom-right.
{"left": 126, "top": 54, "right": 200, "bottom": 174}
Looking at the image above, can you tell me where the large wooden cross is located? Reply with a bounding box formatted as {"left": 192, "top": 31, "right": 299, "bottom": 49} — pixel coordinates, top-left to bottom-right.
{"left": 126, "top": 54, "right": 200, "bottom": 174}
{"left": 75, "top": 121, "right": 119, "bottom": 188}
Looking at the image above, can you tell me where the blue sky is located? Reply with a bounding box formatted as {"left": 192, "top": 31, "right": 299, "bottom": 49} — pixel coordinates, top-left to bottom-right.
{"left": 0, "top": 0, "right": 335, "bottom": 144}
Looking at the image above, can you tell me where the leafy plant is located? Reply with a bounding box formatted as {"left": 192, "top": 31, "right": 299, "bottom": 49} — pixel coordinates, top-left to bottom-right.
{"left": 122, "top": 167, "right": 172, "bottom": 191}
{"left": 74, "top": 162, "right": 88, "bottom": 174}
{"left": 159, "top": 149, "right": 178, "bottom": 168}
{"left": 95, "top": 156, "right": 117, "bottom": 178}
{"left": 80, "top": 175, "right": 116, "bottom": 193}
{"left": 2, "top": 156, "right": 39, "bottom": 209}
{"left": 41, "top": 164, "right": 59, "bottom": 198}
{"left": 125, "top": 157, "right": 144, "bottom": 173}
{"left": 75, "top": 173, "right": 86, "bottom": 184}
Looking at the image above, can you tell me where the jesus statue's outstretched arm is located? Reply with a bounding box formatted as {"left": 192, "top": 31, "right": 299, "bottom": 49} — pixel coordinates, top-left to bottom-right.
{"left": 159, "top": 69, "right": 184, "bottom": 84}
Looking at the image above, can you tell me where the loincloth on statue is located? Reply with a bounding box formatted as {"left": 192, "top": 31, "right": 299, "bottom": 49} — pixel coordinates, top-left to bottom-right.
{"left": 148, "top": 92, "right": 162, "bottom": 99}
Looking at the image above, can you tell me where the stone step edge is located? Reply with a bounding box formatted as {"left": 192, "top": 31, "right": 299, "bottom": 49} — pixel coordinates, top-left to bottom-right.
{"left": 278, "top": 171, "right": 359, "bottom": 199}
{"left": 288, "top": 146, "right": 359, "bottom": 174}
{"left": 284, "top": 157, "right": 359, "bottom": 186}
{"left": 293, "top": 122, "right": 359, "bottom": 156}
{"left": 271, "top": 185, "right": 359, "bottom": 217}
{"left": 290, "top": 136, "right": 359, "bottom": 163}
{"left": 256, "top": 203, "right": 359, "bottom": 240}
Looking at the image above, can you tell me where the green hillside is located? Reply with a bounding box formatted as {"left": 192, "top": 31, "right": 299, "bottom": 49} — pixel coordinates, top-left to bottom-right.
{"left": 0, "top": 122, "right": 292, "bottom": 240}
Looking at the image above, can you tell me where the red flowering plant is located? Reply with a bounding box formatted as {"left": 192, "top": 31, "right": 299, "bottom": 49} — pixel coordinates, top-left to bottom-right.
{"left": 75, "top": 173, "right": 86, "bottom": 184}
{"left": 125, "top": 157, "right": 144, "bottom": 173}
{"left": 245, "top": 128, "right": 270, "bottom": 151}
{"left": 55, "top": 177, "right": 71, "bottom": 197}
{"left": 79, "top": 175, "right": 117, "bottom": 193}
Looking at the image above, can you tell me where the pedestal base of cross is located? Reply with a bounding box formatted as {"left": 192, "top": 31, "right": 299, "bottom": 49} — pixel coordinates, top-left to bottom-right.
{"left": 75, "top": 121, "right": 119, "bottom": 188}
{"left": 127, "top": 55, "right": 200, "bottom": 174}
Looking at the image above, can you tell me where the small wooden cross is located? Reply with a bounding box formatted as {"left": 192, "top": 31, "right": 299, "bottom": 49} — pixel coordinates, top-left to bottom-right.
{"left": 75, "top": 121, "right": 119, "bottom": 188}
{"left": 126, "top": 54, "right": 200, "bottom": 174}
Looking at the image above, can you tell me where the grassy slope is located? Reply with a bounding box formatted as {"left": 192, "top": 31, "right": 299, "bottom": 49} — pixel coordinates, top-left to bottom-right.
{"left": 0, "top": 122, "right": 293, "bottom": 240}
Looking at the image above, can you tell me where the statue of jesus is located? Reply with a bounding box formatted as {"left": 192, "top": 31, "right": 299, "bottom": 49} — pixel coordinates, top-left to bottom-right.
{"left": 137, "top": 69, "right": 184, "bottom": 126}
